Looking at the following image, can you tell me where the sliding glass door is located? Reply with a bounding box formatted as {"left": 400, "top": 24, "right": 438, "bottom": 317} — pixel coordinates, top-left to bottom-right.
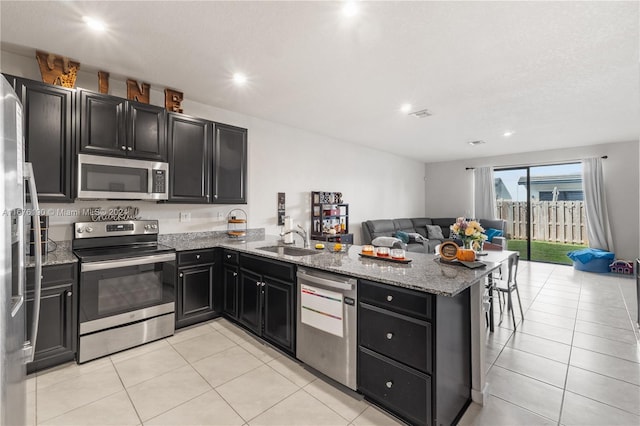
{"left": 494, "top": 163, "right": 587, "bottom": 264}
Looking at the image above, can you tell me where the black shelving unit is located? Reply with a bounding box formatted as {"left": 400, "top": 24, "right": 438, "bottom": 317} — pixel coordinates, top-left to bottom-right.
{"left": 310, "top": 191, "right": 353, "bottom": 243}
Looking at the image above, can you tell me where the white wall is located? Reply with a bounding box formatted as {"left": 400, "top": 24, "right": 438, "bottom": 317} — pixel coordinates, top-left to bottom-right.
{"left": 1, "top": 49, "right": 426, "bottom": 243}
{"left": 424, "top": 141, "right": 640, "bottom": 260}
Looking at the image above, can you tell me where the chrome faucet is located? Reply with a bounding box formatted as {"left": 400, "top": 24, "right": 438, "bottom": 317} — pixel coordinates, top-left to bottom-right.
{"left": 280, "top": 224, "right": 310, "bottom": 248}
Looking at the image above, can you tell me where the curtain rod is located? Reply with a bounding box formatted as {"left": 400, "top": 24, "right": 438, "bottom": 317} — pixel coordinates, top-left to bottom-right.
{"left": 465, "top": 155, "right": 607, "bottom": 170}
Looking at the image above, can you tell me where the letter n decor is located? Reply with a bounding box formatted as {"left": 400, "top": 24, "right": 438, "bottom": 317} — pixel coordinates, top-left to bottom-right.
{"left": 164, "top": 88, "right": 184, "bottom": 113}
{"left": 126, "top": 79, "right": 150, "bottom": 103}
{"left": 35, "top": 50, "right": 80, "bottom": 88}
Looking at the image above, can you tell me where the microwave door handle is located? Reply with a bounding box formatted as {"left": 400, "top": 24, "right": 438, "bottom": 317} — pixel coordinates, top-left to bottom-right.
{"left": 81, "top": 253, "right": 176, "bottom": 272}
{"left": 23, "top": 162, "right": 42, "bottom": 363}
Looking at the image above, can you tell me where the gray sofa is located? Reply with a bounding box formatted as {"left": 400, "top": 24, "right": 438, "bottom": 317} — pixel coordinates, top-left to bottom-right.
{"left": 361, "top": 217, "right": 507, "bottom": 253}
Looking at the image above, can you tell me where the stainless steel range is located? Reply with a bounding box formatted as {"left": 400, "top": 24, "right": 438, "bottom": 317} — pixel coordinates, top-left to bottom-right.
{"left": 73, "top": 220, "right": 176, "bottom": 363}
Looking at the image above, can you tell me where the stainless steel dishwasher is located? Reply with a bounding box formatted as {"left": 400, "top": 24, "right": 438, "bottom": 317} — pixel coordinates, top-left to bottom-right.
{"left": 296, "top": 267, "right": 357, "bottom": 390}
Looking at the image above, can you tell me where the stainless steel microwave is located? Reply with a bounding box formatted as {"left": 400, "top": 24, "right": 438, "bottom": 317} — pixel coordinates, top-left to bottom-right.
{"left": 77, "top": 154, "right": 169, "bottom": 200}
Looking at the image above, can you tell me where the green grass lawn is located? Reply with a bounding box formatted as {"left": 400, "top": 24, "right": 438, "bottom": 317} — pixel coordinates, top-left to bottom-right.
{"left": 506, "top": 239, "right": 588, "bottom": 265}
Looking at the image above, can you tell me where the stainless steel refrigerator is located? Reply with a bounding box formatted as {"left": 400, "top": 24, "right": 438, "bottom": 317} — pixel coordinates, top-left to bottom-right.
{"left": 1, "top": 74, "right": 43, "bottom": 425}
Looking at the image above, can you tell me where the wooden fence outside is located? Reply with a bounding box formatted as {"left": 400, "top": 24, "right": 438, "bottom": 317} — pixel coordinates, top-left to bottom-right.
{"left": 496, "top": 200, "right": 588, "bottom": 244}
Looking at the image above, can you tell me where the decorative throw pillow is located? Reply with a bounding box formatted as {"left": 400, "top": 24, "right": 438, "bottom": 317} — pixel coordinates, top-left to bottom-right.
{"left": 426, "top": 225, "right": 445, "bottom": 240}
{"left": 407, "top": 232, "right": 427, "bottom": 242}
{"left": 484, "top": 228, "right": 503, "bottom": 242}
{"left": 371, "top": 236, "right": 403, "bottom": 248}
{"left": 394, "top": 231, "right": 410, "bottom": 243}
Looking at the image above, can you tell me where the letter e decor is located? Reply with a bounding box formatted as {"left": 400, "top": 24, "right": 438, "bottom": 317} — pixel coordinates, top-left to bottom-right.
{"left": 164, "top": 88, "right": 184, "bottom": 113}
{"left": 35, "top": 50, "right": 80, "bottom": 88}
{"left": 127, "top": 79, "right": 150, "bottom": 103}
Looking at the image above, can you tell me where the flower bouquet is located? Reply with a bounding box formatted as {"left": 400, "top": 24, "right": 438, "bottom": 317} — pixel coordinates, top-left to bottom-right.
{"left": 450, "top": 217, "right": 487, "bottom": 251}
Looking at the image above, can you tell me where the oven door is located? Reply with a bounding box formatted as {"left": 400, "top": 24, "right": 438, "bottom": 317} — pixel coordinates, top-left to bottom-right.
{"left": 79, "top": 253, "right": 176, "bottom": 335}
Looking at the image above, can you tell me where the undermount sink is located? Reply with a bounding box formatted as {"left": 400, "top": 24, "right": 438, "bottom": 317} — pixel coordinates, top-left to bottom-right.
{"left": 256, "top": 245, "right": 321, "bottom": 257}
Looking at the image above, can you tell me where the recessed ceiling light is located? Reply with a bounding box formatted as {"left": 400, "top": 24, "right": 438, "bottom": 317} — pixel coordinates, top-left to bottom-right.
{"left": 400, "top": 103, "right": 412, "bottom": 114}
{"left": 503, "top": 131, "right": 514, "bottom": 137}
{"left": 409, "top": 109, "right": 432, "bottom": 118}
{"left": 342, "top": 1, "right": 359, "bottom": 17}
{"left": 82, "top": 16, "right": 106, "bottom": 32}
{"left": 468, "top": 140, "right": 485, "bottom": 146}
{"left": 232, "top": 73, "right": 247, "bottom": 86}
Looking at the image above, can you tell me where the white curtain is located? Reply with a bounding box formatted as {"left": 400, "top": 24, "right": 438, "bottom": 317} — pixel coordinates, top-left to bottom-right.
{"left": 582, "top": 157, "right": 614, "bottom": 251}
{"left": 474, "top": 167, "right": 496, "bottom": 219}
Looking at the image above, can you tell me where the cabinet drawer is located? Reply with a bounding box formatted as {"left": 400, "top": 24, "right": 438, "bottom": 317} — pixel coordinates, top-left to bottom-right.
{"left": 223, "top": 249, "right": 239, "bottom": 265}
{"left": 239, "top": 253, "right": 295, "bottom": 283}
{"left": 359, "top": 279, "right": 432, "bottom": 320}
{"left": 359, "top": 303, "right": 431, "bottom": 374}
{"left": 358, "top": 346, "right": 430, "bottom": 426}
{"left": 178, "top": 249, "right": 215, "bottom": 266}
{"left": 27, "top": 263, "right": 76, "bottom": 290}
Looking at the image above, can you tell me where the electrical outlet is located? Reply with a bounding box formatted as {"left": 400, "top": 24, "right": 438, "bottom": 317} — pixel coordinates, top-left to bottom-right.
{"left": 179, "top": 212, "right": 191, "bottom": 222}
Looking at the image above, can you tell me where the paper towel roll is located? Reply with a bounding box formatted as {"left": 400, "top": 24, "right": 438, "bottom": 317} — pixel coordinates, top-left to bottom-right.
{"left": 284, "top": 216, "right": 294, "bottom": 243}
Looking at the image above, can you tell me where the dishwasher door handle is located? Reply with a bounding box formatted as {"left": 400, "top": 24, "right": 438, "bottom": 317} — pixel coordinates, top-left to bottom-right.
{"left": 297, "top": 271, "right": 354, "bottom": 291}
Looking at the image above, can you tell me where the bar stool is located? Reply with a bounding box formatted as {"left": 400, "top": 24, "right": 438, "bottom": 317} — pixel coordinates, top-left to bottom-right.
{"left": 492, "top": 253, "right": 524, "bottom": 329}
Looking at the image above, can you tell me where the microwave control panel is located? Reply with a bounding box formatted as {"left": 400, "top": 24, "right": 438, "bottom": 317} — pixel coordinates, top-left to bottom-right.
{"left": 153, "top": 169, "right": 166, "bottom": 194}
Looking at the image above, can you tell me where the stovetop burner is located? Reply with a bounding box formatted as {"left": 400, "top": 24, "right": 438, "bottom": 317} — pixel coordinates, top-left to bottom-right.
{"left": 73, "top": 243, "right": 175, "bottom": 263}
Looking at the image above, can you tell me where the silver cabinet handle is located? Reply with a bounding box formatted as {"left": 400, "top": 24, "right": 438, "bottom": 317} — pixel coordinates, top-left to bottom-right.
{"left": 386, "top": 381, "right": 393, "bottom": 389}
{"left": 256, "top": 281, "right": 260, "bottom": 286}
{"left": 121, "top": 145, "right": 127, "bottom": 150}
{"left": 127, "top": 147, "right": 132, "bottom": 151}
{"left": 233, "top": 272, "right": 237, "bottom": 277}
{"left": 227, "top": 254, "right": 232, "bottom": 259}
{"left": 179, "top": 273, "right": 184, "bottom": 277}
{"left": 214, "top": 194, "right": 218, "bottom": 199}
{"left": 66, "top": 291, "right": 73, "bottom": 297}
{"left": 386, "top": 332, "right": 393, "bottom": 340}
{"left": 196, "top": 254, "right": 200, "bottom": 259}
{"left": 261, "top": 282, "right": 266, "bottom": 287}
{"left": 386, "top": 295, "right": 393, "bottom": 302}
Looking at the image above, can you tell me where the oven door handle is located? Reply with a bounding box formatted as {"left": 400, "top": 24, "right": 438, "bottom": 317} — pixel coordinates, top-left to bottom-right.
{"left": 81, "top": 253, "right": 176, "bottom": 272}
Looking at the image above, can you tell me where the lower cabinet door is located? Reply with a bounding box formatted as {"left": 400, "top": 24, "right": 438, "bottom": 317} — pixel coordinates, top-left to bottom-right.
{"left": 262, "top": 277, "right": 294, "bottom": 354}
{"left": 177, "top": 264, "right": 216, "bottom": 328}
{"left": 26, "top": 283, "right": 76, "bottom": 373}
{"left": 223, "top": 264, "right": 239, "bottom": 319}
{"left": 238, "top": 269, "right": 262, "bottom": 334}
{"left": 358, "top": 346, "right": 431, "bottom": 426}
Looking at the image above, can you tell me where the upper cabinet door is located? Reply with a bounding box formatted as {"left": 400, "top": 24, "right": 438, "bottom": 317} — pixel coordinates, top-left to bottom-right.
{"left": 127, "top": 101, "right": 167, "bottom": 161}
{"left": 78, "top": 90, "right": 127, "bottom": 157}
{"left": 16, "top": 78, "right": 74, "bottom": 202}
{"left": 167, "top": 113, "right": 212, "bottom": 203}
{"left": 213, "top": 123, "right": 247, "bottom": 204}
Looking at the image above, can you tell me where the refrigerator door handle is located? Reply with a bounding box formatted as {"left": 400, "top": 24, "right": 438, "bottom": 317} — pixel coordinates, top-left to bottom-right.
{"left": 22, "top": 162, "right": 42, "bottom": 363}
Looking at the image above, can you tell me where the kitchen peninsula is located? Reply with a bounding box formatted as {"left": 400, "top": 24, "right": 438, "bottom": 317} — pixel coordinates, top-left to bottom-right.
{"left": 161, "top": 231, "right": 503, "bottom": 425}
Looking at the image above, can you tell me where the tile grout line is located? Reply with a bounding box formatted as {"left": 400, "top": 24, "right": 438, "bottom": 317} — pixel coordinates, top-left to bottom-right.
{"left": 109, "top": 354, "right": 144, "bottom": 426}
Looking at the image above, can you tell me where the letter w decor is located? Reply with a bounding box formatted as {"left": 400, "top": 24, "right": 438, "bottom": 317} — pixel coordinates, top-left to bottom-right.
{"left": 35, "top": 50, "right": 80, "bottom": 88}
{"left": 126, "top": 79, "right": 150, "bottom": 103}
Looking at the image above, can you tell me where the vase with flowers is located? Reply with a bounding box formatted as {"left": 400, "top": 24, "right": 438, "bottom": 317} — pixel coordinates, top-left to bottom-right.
{"left": 450, "top": 217, "right": 488, "bottom": 252}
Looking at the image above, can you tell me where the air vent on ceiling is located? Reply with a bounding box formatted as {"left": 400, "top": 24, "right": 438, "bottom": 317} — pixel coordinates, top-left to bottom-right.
{"left": 468, "top": 140, "right": 485, "bottom": 146}
{"left": 409, "top": 109, "right": 432, "bottom": 118}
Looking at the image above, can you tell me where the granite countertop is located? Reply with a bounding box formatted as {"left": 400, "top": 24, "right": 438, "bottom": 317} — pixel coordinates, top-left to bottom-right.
{"left": 26, "top": 240, "right": 77, "bottom": 268}
{"left": 160, "top": 232, "right": 501, "bottom": 297}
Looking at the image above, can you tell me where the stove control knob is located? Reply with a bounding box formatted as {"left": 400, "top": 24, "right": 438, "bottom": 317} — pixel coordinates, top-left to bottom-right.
{"left": 77, "top": 228, "right": 83, "bottom": 233}
{"left": 85, "top": 227, "right": 93, "bottom": 233}
{"left": 151, "top": 224, "right": 158, "bottom": 229}
{"left": 144, "top": 225, "right": 151, "bottom": 230}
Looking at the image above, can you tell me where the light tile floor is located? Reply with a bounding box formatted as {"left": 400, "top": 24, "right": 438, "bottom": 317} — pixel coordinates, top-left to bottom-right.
{"left": 27, "top": 316, "right": 402, "bottom": 426}
{"left": 459, "top": 260, "right": 640, "bottom": 426}
{"left": 27, "top": 261, "right": 639, "bottom": 426}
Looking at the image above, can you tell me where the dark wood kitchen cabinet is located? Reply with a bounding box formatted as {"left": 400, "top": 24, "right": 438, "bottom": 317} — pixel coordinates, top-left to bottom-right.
{"left": 357, "top": 279, "right": 470, "bottom": 426}
{"left": 212, "top": 124, "right": 247, "bottom": 204}
{"left": 78, "top": 90, "right": 166, "bottom": 161}
{"left": 26, "top": 263, "right": 77, "bottom": 373}
{"left": 176, "top": 249, "right": 221, "bottom": 329}
{"left": 167, "top": 113, "right": 213, "bottom": 203}
{"left": 237, "top": 253, "right": 295, "bottom": 355}
{"left": 14, "top": 77, "right": 75, "bottom": 202}
{"left": 222, "top": 249, "right": 240, "bottom": 319}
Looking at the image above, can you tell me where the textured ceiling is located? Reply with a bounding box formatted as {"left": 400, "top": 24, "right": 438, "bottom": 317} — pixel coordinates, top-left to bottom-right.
{"left": 1, "top": 1, "right": 638, "bottom": 162}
